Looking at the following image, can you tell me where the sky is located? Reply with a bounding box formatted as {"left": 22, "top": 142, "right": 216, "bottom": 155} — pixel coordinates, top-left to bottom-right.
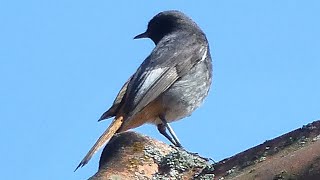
{"left": 1, "top": 1, "right": 319, "bottom": 179}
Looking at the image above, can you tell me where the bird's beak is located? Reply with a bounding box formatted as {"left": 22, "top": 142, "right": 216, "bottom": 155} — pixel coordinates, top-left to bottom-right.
{"left": 134, "top": 31, "right": 149, "bottom": 39}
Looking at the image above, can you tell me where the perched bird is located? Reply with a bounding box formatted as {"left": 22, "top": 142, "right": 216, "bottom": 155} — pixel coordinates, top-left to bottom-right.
{"left": 75, "top": 10, "right": 212, "bottom": 170}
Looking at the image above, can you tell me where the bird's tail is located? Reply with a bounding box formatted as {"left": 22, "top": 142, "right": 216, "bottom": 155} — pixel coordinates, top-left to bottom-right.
{"left": 75, "top": 116, "right": 124, "bottom": 171}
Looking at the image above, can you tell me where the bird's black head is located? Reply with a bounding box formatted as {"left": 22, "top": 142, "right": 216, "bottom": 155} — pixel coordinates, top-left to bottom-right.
{"left": 134, "top": 10, "right": 200, "bottom": 45}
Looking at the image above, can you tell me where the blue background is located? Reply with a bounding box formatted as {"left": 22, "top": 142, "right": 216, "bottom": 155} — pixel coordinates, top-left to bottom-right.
{"left": 1, "top": 1, "right": 319, "bottom": 179}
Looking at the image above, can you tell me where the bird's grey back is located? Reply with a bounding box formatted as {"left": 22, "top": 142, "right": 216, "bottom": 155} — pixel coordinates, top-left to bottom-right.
{"left": 124, "top": 31, "right": 210, "bottom": 118}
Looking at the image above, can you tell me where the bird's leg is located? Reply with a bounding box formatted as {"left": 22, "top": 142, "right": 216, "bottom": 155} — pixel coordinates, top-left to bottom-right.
{"left": 165, "top": 123, "right": 182, "bottom": 147}
{"left": 159, "top": 115, "right": 182, "bottom": 147}
{"left": 157, "top": 124, "right": 178, "bottom": 146}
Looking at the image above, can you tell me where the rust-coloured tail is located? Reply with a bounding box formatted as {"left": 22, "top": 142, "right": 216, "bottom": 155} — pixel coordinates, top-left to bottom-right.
{"left": 75, "top": 116, "right": 124, "bottom": 171}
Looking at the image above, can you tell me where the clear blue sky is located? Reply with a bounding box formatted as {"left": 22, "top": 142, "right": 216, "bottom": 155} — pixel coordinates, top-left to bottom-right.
{"left": 1, "top": 1, "right": 319, "bottom": 179}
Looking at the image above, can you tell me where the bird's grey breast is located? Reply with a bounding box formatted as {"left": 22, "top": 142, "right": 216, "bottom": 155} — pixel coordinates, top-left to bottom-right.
{"left": 161, "top": 46, "right": 212, "bottom": 122}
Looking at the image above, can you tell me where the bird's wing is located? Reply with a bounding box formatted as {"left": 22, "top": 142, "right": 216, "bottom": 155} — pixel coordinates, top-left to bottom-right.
{"left": 124, "top": 33, "right": 208, "bottom": 118}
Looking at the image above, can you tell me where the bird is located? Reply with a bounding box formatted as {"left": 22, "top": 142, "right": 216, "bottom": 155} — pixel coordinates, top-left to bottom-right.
{"left": 75, "top": 10, "right": 212, "bottom": 171}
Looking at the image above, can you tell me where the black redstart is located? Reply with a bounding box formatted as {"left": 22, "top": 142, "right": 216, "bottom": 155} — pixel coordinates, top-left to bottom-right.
{"left": 75, "top": 10, "right": 212, "bottom": 171}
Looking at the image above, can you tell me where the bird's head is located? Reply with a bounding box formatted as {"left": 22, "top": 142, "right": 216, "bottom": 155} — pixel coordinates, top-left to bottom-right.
{"left": 134, "top": 10, "right": 199, "bottom": 45}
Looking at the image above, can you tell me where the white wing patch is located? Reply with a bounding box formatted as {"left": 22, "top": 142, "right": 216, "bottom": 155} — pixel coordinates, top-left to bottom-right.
{"left": 199, "top": 46, "right": 208, "bottom": 62}
{"left": 140, "top": 67, "right": 167, "bottom": 91}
